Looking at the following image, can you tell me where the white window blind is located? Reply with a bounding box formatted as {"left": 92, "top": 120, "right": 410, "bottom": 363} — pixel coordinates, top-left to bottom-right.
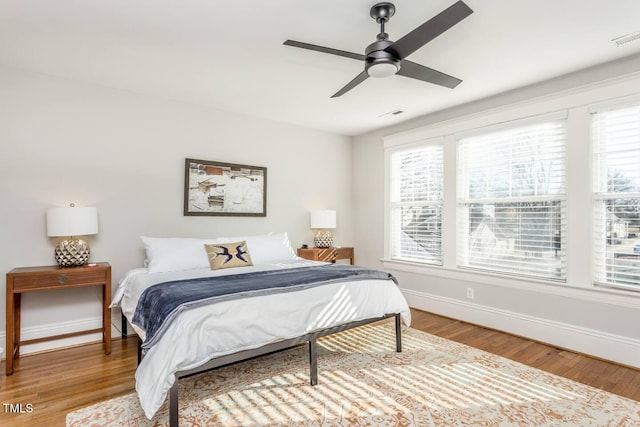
{"left": 457, "top": 119, "right": 567, "bottom": 280}
{"left": 592, "top": 101, "right": 640, "bottom": 291}
{"left": 389, "top": 142, "right": 444, "bottom": 265}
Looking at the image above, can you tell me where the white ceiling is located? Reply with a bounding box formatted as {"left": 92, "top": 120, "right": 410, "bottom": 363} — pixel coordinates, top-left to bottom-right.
{"left": 2, "top": 0, "right": 640, "bottom": 136}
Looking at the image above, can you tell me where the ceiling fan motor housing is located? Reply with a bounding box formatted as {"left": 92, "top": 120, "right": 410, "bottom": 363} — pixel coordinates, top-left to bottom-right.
{"left": 365, "top": 39, "right": 401, "bottom": 77}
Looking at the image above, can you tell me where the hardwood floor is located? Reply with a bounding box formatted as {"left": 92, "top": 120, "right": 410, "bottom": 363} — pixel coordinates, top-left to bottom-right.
{"left": 409, "top": 309, "right": 640, "bottom": 401}
{"left": 1, "top": 308, "right": 639, "bottom": 426}
{"left": 0, "top": 334, "right": 138, "bottom": 427}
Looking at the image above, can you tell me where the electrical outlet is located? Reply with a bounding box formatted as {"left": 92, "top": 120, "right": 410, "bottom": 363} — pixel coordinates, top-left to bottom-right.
{"left": 466, "top": 288, "right": 474, "bottom": 299}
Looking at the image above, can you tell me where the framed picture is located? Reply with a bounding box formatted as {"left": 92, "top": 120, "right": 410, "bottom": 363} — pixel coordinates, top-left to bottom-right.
{"left": 184, "top": 158, "right": 267, "bottom": 216}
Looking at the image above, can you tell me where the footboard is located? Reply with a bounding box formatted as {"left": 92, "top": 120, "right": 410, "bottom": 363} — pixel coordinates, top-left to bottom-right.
{"left": 163, "top": 313, "right": 403, "bottom": 427}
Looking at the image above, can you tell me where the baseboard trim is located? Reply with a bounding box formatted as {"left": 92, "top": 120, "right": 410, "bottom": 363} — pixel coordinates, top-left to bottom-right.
{"left": 2, "top": 293, "right": 638, "bottom": 368}
{"left": 402, "top": 288, "right": 640, "bottom": 369}
{"left": 0, "top": 316, "right": 121, "bottom": 359}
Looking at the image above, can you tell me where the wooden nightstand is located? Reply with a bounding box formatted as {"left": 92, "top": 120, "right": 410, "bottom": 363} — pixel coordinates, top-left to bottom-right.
{"left": 5, "top": 262, "right": 111, "bottom": 375}
{"left": 297, "top": 247, "right": 355, "bottom": 265}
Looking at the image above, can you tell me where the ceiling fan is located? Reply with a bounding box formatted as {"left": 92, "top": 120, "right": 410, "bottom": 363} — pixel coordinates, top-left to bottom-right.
{"left": 284, "top": 1, "right": 473, "bottom": 98}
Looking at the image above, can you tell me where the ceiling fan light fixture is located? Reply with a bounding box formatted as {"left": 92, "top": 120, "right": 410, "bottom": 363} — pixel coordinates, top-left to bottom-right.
{"left": 366, "top": 61, "right": 399, "bottom": 78}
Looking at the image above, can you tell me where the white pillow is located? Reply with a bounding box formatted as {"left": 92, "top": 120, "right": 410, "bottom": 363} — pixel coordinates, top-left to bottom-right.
{"left": 244, "top": 232, "right": 297, "bottom": 265}
{"left": 212, "top": 232, "right": 297, "bottom": 265}
{"left": 141, "top": 236, "right": 217, "bottom": 273}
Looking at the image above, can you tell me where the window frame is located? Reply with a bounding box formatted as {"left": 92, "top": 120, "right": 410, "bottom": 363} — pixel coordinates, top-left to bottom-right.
{"left": 387, "top": 138, "right": 445, "bottom": 265}
{"left": 591, "top": 95, "right": 640, "bottom": 291}
{"left": 381, "top": 85, "right": 640, "bottom": 297}
{"left": 456, "top": 114, "right": 568, "bottom": 281}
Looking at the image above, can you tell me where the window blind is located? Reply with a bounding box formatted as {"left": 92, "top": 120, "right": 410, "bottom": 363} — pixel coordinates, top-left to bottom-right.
{"left": 592, "top": 102, "right": 640, "bottom": 291}
{"left": 457, "top": 120, "right": 567, "bottom": 280}
{"left": 389, "top": 142, "right": 444, "bottom": 265}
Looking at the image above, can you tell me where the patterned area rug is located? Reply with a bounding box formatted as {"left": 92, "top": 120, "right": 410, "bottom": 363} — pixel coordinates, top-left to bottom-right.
{"left": 67, "top": 323, "right": 640, "bottom": 426}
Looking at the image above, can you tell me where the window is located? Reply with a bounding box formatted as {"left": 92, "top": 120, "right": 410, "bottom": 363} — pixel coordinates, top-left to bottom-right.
{"left": 457, "top": 116, "right": 567, "bottom": 280}
{"left": 592, "top": 99, "right": 640, "bottom": 291}
{"left": 389, "top": 141, "right": 444, "bottom": 265}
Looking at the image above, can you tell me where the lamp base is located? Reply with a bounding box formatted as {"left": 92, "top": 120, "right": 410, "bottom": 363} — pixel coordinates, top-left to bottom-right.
{"left": 54, "top": 238, "right": 90, "bottom": 267}
{"left": 314, "top": 230, "right": 333, "bottom": 248}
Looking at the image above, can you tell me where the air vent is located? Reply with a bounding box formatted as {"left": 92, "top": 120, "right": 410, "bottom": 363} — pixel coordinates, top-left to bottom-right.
{"left": 378, "top": 109, "right": 404, "bottom": 118}
{"left": 611, "top": 30, "right": 640, "bottom": 47}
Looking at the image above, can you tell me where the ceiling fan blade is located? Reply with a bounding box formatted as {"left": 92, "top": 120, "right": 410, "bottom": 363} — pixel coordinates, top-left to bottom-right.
{"left": 284, "top": 40, "right": 366, "bottom": 61}
{"left": 397, "top": 60, "right": 462, "bottom": 89}
{"left": 331, "top": 71, "right": 369, "bottom": 98}
{"left": 385, "top": 1, "right": 473, "bottom": 60}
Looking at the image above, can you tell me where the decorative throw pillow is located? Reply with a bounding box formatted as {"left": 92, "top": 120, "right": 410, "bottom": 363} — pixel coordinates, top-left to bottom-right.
{"left": 213, "top": 232, "right": 297, "bottom": 265}
{"left": 204, "top": 241, "right": 253, "bottom": 270}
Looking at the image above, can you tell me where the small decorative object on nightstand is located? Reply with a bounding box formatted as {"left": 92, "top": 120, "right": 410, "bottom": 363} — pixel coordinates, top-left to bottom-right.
{"left": 5, "top": 262, "right": 111, "bottom": 375}
{"left": 46, "top": 203, "right": 99, "bottom": 267}
{"left": 297, "top": 246, "right": 354, "bottom": 265}
{"left": 310, "top": 210, "right": 336, "bottom": 248}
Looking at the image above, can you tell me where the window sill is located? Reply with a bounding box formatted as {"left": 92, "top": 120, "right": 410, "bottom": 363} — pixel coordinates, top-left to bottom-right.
{"left": 381, "top": 258, "right": 640, "bottom": 308}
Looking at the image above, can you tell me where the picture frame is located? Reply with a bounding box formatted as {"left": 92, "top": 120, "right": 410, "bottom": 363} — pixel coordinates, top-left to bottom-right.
{"left": 184, "top": 158, "right": 267, "bottom": 216}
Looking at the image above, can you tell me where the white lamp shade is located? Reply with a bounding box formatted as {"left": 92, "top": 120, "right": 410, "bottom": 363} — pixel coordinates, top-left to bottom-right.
{"left": 310, "top": 210, "right": 336, "bottom": 229}
{"left": 46, "top": 206, "right": 98, "bottom": 237}
{"left": 367, "top": 62, "right": 399, "bottom": 78}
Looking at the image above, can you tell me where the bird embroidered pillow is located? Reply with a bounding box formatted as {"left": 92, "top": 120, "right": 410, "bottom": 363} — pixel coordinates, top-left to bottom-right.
{"left": 204, "top": 241, "right": 254, "bottom": 270}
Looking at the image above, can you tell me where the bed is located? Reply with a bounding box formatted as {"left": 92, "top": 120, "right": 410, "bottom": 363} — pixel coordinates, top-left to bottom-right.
{"left": 110, "top": 233, "right": 411, "bottom": 426}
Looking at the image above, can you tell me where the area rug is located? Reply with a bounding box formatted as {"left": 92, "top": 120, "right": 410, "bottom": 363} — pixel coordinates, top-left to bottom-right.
{"left": 67, "top": 323, "right": 640, "bottom": 426}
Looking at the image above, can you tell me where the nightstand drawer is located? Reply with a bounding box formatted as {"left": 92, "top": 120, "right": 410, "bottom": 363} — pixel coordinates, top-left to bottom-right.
{"left": 297, "top": 246, "right": 354, "bottom": 265}
{"left": 316, "top": 248, "right": 337, "bottom": 262}
{"left": 12, "top": 269, "right": 107, "bottom": 291}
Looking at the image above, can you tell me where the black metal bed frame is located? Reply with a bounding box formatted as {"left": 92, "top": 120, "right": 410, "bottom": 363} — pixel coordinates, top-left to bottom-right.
{"left": 127, "top": 313, "right": 403, "bottom": 427}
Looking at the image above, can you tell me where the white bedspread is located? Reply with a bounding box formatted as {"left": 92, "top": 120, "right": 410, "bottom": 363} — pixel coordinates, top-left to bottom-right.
{"left": 111, "top": 259, "right": 411, "bottom": 419}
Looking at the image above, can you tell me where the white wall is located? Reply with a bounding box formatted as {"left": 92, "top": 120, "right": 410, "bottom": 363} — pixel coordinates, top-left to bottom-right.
{"left": 353, "top": 54, "right": 640, "bottom": 368}
{"left": 0, "top": 66, "right": 353, "bottom": 354}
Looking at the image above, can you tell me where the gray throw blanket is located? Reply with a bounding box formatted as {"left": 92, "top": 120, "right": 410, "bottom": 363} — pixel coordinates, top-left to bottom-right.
{"left": 133, "top": 264, "right": 397, "bottom": 350}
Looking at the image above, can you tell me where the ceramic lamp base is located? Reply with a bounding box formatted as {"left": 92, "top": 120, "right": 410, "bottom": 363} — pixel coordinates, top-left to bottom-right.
{"left": 54, "top": 238, "right": 90, "bottom": 267}
{"left": 314, "top": 230, "right": 333, "bottom": 248}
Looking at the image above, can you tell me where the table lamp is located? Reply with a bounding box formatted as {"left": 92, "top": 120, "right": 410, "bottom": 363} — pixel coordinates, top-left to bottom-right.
{"left": 310, "top": 210, "right": 336, "bottom": 248}
{"left": 46, "top": 203, "right": 98, "bottom": 266}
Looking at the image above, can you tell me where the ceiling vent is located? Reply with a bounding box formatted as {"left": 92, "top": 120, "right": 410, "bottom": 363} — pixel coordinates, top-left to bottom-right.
{"left": 611, "top": 30, "right": 640, "bottom": 47}
{"left": 378, "top": 109, "right": 404, "bottom": 118}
